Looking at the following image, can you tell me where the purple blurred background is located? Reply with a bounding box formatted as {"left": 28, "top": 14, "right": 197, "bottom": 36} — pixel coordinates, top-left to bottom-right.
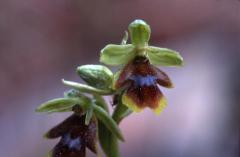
{"left": 0, "top": 0, "right": 239, "bottom": 157}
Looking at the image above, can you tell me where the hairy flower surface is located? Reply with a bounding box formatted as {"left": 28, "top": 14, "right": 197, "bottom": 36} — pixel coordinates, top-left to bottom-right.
{"left": 46, "top": 114, "right": 97, "bottom": 157}
{"left": 115, "top": 56, "right": 173, "bottom": 115}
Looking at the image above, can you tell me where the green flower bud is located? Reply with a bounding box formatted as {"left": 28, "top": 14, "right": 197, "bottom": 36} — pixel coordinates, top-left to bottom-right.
{"left": 77, "top": 65, "right": 113, "bottom": 90}
{"left": 128, "top": 19, "right": 151, "bottom": 47}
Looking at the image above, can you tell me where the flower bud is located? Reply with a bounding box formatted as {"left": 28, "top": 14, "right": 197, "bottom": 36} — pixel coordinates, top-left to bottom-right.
{"left": 77, "top": 65, "right": 113, "bottom": 90}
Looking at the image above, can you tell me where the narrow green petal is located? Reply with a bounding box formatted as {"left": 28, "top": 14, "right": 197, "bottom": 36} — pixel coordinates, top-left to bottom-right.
{"left": 36, "top": 98, "right": 82, "bottom": 113}
{"left": 85, "top": 107, "right": 93, "bottom": 125}
{"left": 100, "top": 44, "right": 136, "bottom": 66}
{"left": 147, "top": 46, "right": 183, "bottom": 66}
{"left": 92, "top": 104, "right": 125, "bottom": 141}
{"left": 112, "top": 70, "right": 121, "bottom": 90}
{"left": 121, "top": 31, "right": 128, "bottom": 45}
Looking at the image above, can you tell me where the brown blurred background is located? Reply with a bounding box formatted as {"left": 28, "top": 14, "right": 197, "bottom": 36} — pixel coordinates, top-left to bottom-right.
{"left": 0, "top": 0, "right": 239, "bottom": 157}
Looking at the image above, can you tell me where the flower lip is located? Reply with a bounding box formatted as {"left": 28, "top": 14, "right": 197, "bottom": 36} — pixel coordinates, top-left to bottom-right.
{"left": 115, "top": 56, "right": 173, "bottom": 114}
{"left": 46, "top": 114, "right": 97, "bottom": 157}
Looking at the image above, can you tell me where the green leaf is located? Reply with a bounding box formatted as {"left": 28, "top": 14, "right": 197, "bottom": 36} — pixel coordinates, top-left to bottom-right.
{"left": 77, "top": 65, "right": 113, "bottom": 90}
{"left": 128, "top": 19, "right": 151, "bottom": 47}
{"left": 36, "top": 98, "right": 82, "bottom": 113}
{"left": 62, "top": 79, "right": 113, "bottom": 95}
{"left": 100, "top": 44, "right": 135, "bottom": 66}
{"left": 147, "top": 46, "right": 184, "bottom": 66}
{"left": 92, "top": 104, "right": 124, "bottom": 141}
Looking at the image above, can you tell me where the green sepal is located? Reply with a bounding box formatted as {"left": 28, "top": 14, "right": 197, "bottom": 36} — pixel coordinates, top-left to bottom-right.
{"left": 92, "top": 104, "right": 124, "bottom": 141}
{"left": 147, "top": 46, "right": 183, "bottom": 66}
{"left": 36, "top": 98, "right": 85, "bottom": 113}
{"left": 62, "top": 79, "right": 113, "bottom": 95}
{"left": 100, "top": 44, "right": 135, "bottom": 66}
{"left": 128, "top": 19, "right": 151, "bottom": 47}
{"left": 77, "top": 65, "right": 113, "bottom": 90}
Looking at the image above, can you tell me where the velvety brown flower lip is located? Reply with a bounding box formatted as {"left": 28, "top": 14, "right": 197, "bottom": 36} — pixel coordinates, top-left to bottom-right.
{"left": 115, "top": 56, "right": 173, "bottom": 113}
{"left": 46, "top": 114, "right": 97, "bottom": 157}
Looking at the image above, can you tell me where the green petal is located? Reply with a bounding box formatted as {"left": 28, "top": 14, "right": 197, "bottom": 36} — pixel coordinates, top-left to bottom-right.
{"left": 128, "top": 19, "right": 151, "bottom": 47}
{"left": 100, "top": 44, "right": 135, "bottom": 66}
{"left": 92, "top": 104, "right": 125, "bottom": 141}
{"left": 36, "top": 98, "right": 83, "bottom": 113}
{"left": 77, "top": 65, "right": 113, "bottom": 90}
{"left": 147, "top": 46, "right": 183, "bottom": 66}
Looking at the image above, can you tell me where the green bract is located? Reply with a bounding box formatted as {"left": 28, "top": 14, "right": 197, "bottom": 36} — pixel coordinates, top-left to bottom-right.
{"left": 77, "top": 64, "right": 113, "bottom": 90}
{"left": 62, "top": 79, "right": 113, "bottom": 95}
{"left": 36, "top": 98, "right": 86, "bottom": 113}
{"left": 100, "top": 19, "right": 183, "bottom": 67}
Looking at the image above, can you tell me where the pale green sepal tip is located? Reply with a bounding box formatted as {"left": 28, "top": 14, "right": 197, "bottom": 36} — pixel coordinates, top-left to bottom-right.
{"left": 77, "top": 64, "right": 113, "bottom": 90}
{"left": 128, "top": 19, "right": 151, "bottom": 47}
{"left": 100, "top": 44, "right": 135, "bottom": 66}
{"left": 147, "top": 46, "right": 184, "bottom": 66}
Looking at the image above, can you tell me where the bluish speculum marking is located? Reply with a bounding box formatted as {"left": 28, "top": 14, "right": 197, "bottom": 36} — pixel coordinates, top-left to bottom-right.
{"left": 130, "top": 75, "right": 157, "bottom": 87}
{"left": 62, "top": 133, "right": 82, "bottom": 150}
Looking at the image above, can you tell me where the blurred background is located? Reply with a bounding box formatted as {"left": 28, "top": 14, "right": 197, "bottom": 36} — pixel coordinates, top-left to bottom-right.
{"left": 0, "top": 0, "right": 239, "bottom": 157}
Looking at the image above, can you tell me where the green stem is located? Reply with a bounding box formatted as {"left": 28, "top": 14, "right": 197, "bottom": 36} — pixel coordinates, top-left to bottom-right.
{"left": 112, "top": 103, "right": 132, "bottom": 124}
